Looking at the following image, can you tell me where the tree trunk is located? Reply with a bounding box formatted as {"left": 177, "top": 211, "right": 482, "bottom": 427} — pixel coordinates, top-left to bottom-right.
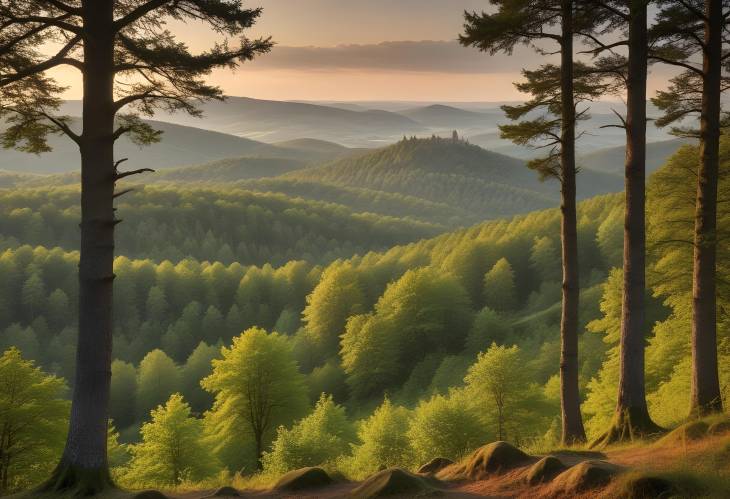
{"left": 255, "top": 432, "right": 264, "bottom": 471}
{"left": 42, "top": 0, "right": 116, "bottom": 494}
{"left": 593, "top": 0, "right": 660, "bottom": 447}
{"left": 559, "top": 0, "right": 587, "bottom": 446}
{"left": 690, "top": 0, "right": 723, "bottom": 417}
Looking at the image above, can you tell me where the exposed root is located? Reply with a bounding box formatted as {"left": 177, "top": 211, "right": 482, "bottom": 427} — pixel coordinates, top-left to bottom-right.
{"left": 590, "top": 407, "right": 664, "bottom": 449}
{"left": 34, "top": 461, "right": 117, "bottom": 497}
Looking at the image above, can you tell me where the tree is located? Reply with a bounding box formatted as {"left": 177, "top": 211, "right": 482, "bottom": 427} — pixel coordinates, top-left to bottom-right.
{"left": 109, "top": 360, "right": 137, "bottom": 430}
{"left": 407, "top": 391, "right": 486, "bottom": 465}
{"left": 461, "top": 1, "right": 603, "bottom": 444}
{"left": 136, "top": 349, "right": 181, "bottom": 421}
{"left": 582, "top": 0, "right": 664, "bottom": 446}
{"left": 123, "top": 393, "right": 218, "bottom": 487}
{"left": 262, "top": 394, "right": 354, "bottom": 474}
{"left": 346, "top": 398, "right": 413, "bottom": 478}
{"left": 650, "top": 0, "right": 730, "bottom": 417}
{"left": 464, "top": 344, "right": 527, "bottom": 441}
{"left": 181, "top": 341, "right": 219, "bottom": 414}
{"left": 201, "top": 327, "right": 308, "bottom": 469}
{"left": 483, "top": 258, "right": 517, "bottom": 312}
{"left": 0, "top": 2, "right": 271, "bottom": 492}
{"left": 0, "top": 348, "right": 69, "bottom": 493}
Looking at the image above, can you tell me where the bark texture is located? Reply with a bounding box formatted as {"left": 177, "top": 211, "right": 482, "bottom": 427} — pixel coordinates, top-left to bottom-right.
{"left": 42, "top": 0, "right": 117, "bottom": 493}
{"left": 595, "top": 0, "right": 661, "bottom": 446}
{"left": 558, "top": 0, "right": 587, "bottom": 446}
{"left": 690, "top": 0, "right": 724, "bottom": 417}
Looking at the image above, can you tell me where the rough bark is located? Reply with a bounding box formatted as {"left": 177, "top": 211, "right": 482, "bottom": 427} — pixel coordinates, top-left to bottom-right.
{"left": 41, "top": 0, "right": 117, "bottom": 494}
{"left": 690, "top": 0, "right": 723, "bottom": 417}
{"left": 594, "top": 0, "right": 660, "bottom": 447}
{"left": 559, "top": 0, "right": 587, "bottom": 446}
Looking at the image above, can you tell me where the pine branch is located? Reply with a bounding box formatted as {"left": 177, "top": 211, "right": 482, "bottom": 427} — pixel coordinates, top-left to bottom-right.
{"left": 113, "top": 0, "right": 172, "bottom": 32}
{"left": 0, "top": 34, "right": 83, "bottom": 86}
{"left": 114, "top": 168, "right": 155, "bottom": 181}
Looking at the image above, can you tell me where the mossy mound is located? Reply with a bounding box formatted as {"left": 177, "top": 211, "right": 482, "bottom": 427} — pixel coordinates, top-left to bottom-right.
{"left": 463, "top": 441, "right": 532, "bottom": 479}
{"left": 273, "top": 467, "right": 333, "bottom": 492}
{"left": 350, "top": 467, "right": 441, "bottom": 498}
{"left": 204, "top": 485, "right": 241, "bottom": 497}
{"left": 548, "top": 460, "right": 621, "bottom": 496}
{"left": 131, "top": 491, "right": 168, "bottom": 499}
{"left": 613, "top": 474, "right": 677, "bottom": 499}
{"left": 417, "top": 457, "right": 454, "bottom": 475}
{"left": 524, "top": 456, "right": 566, "bottom": 485}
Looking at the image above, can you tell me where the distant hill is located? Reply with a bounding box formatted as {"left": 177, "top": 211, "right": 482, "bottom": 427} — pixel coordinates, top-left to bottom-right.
{"left": 0, "top": 119, "right": 354, "bottom": 174}
{"left": 286, "top": 137, "right": 624, "bottom": 222}
{"left": 399, "top": 104, "right": 503, "bottom": 128}
{"left": 60, "top": 97, "right": 425, "bottom": 147}
{"left": 151, "top": 157, "right": 309, "bottom": 183}
{"left": 271, "top": 138, "right": 369, "bottom": 161}
{"left": 578, "top": 138, "right": 692, "bottom": 175}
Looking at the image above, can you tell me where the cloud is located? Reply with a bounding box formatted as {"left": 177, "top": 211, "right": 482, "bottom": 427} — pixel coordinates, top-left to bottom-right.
{"left": 247, "top": 40, "right": 553, "bottom": 74}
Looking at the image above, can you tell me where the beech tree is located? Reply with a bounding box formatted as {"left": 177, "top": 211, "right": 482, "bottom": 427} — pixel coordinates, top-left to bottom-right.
{"left": 0, "top": 1, "right": 271, "bottom": 493}
{"left": 650, "top": 0, "right": 730, "bottom": 417}
{"left": 461, "top": 1, "right": 602, "bottom": 444}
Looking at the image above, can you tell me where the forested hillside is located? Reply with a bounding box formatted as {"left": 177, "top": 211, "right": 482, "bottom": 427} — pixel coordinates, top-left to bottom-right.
{"left": 0, "top": 187, "right": 441, "bottom": 265}
{"left": 1, "top": 138, "right": 728, "bottom": 490}
{"left": 288, "top": 136, "right": 624, "bottom": 219}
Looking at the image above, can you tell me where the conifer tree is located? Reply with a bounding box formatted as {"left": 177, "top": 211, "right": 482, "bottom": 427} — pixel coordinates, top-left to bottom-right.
{"left": 582, "top": 0, "right": 663, "bottom": 446}
{"left": 461, "top": 1, "right": 603, "bottom": 444}
{"left": 650, "top": 0, "right": 730, "bottom": 417}
{"left": 0, "top": 2, "right": 270, "bottom": 492}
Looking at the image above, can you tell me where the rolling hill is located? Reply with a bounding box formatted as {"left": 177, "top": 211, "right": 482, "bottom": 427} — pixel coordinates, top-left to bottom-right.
{"left": 578, "top": 138, "right": 692, "bottom": 175}
{"left": 0, "top": 119, "right": 361, "bottom": 174}
{"left": 286, "top": 136, "right": 623, "bottom": 221}
{"left": 61, "top": 97, "right": 425, "bottom": 147}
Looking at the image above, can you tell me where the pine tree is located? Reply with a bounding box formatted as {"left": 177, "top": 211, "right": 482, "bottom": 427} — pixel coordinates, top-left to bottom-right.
{"left": 0, "top": 2, "right": 271, "bottom": 492}
{"left": 583, "top": 0, "right": 663, "bottom": 446}
{"left": 650, "top": 0, "right": 730, "bottom": 417}
{"left": 461, "top": 0, "right": 603, "bottom": 444}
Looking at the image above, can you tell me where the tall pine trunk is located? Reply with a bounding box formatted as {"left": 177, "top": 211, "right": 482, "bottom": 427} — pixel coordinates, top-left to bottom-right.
{"left": 43, "top": 0, "right": 116, "bottom": 493}
{"left": 559, "top": 0, "right": 587, "bottom": 446}
{"left": 594, "top": 0, "right": 659, "bottom": 447}
{"left": 690, "top": 0, "right": 723, "bottom": 416}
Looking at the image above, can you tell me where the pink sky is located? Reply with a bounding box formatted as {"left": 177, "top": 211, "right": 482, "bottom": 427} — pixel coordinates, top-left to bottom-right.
{"left": 53, "top": 1, "right": 675, "bottom": 102}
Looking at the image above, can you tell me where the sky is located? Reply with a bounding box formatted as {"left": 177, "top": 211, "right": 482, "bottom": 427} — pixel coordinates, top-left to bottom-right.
{"left": 54, "top": 0, "right": 675, "bottom": 102}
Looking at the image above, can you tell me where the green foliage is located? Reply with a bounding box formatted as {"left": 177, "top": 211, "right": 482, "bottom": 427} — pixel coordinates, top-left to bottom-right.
{"left": 346, "top": 398, "right": 413, "bottom": 478}
{"left": 407, "top": 391, "right": 486, "bottom": 465}
{"left": 465, "top": 343, "right": 549, "bottom": 443}
{"left": 262, "top": 394, "right": 354, "bottom": 474}
{"left": 0, "top": 347, "right": 68, "bottom": 493}
{"left": 302, "top": 263, "right": 366, "bottom": 361}
{"left": 110, "top": 360, "right": 138, "bottom": 430}
{"left": 0, "top": 186, "right": 440, "bottom": 267}
{"left": 201, "top": 328, "right": 308, "bottom": 470}
{"left": 122, "top": 394, "right": 218, "bottom": 488}
{"left": 483, "top": 258, "right": 517, "bottom": 312}
{"left": 136, "top": 349, "right": 182, "bottom": 420}
{"left": 341, "top": 267, "right": 472, "bottom": 399}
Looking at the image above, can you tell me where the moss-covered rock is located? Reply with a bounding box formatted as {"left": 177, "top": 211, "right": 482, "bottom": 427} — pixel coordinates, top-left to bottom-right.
{"left": 273, "top": 467, "right": 333, "bottom": 492}
{"left": 417, "top": 457, "right": 454, "bottom": 475}
{"left": 549, "top": 460, "right": 621, "bottom": 495}
{"left": 524, "top": 456, "right": 566, "bottom": 485}
{"left": 463, "top": 441, "right": 532, "bottom": 479}
{"left": 350, "top": 468, "right": 441, "bottom": 498}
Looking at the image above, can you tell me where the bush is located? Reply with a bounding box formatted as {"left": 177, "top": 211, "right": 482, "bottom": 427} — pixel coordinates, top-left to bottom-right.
{"left": 345, "top": 398, "right": 413, "bottom": 478}
{"left": 407, "top": 391, "right": 486, "bottom": 465}
{"left": 262, "top": 394, "right": 354, "bottom": 474}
